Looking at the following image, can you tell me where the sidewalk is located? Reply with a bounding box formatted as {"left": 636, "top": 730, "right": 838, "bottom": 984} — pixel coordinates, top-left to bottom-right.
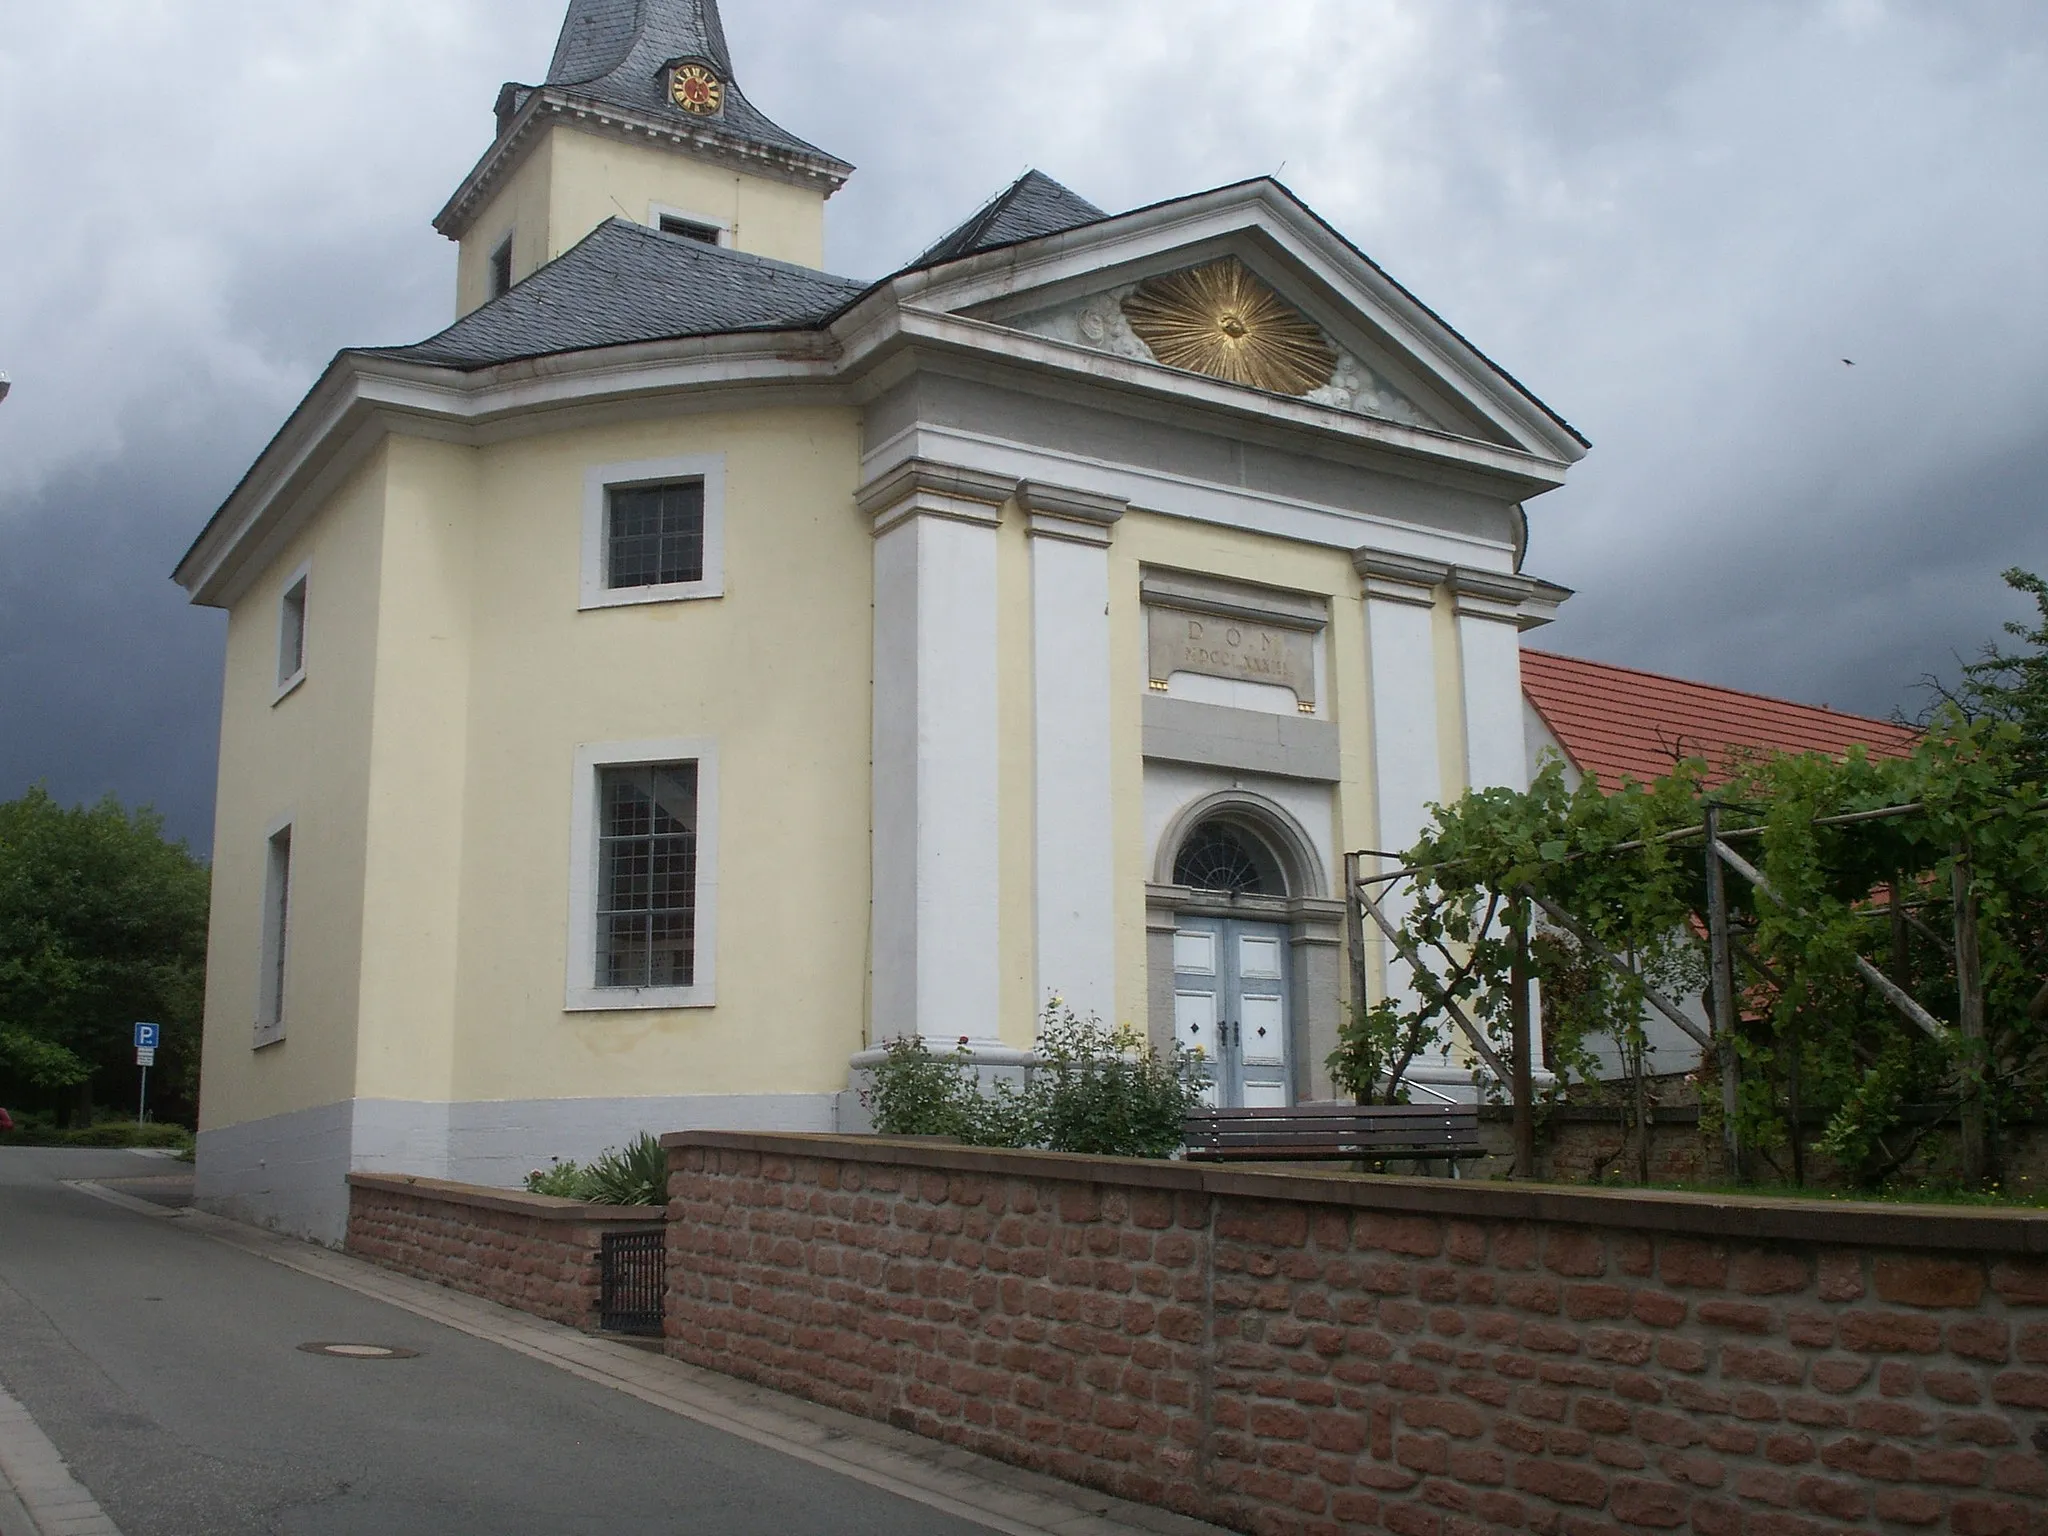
{"left": 63, "top": 1178, "right": 1226, "bottom": 1536}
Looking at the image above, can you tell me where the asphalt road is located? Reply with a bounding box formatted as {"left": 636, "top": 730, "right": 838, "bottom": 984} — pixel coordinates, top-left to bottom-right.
{"left": 0, "top": 1147, "right": 992, "bottom": 1536}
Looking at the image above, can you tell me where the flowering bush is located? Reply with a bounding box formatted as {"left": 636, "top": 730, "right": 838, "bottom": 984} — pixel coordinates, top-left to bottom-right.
{"left": 863, "top": 1001, "right": 1207, "bottom": 1158}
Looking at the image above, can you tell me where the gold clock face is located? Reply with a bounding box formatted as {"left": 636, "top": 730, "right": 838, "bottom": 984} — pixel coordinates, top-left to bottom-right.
{"left": 670, "top": 63, "right": 723, "bottom": 116}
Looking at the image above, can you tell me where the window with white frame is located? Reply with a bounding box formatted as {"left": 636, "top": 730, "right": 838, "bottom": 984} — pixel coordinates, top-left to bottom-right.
{"left": 580, "top": 456, "right": 726, "bottom": 609}
{"left": 566, "top": 740, "right": 718, "bottom": 1010}
{"left": 275, "top": 567, "right": 309, "bottom": 699}
{"left": 255, "top": 822, "right": 293, "bottom": 1047}
{"left": 608, "top": 482, "right": 704, "bottom": 590}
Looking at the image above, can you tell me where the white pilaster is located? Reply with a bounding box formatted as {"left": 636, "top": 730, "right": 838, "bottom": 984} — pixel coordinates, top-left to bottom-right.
{"left": 1020, "top": 481, "right": 1125, "bottom": 1024}
{"left": 1355, "top": 551, "right": 1450, "bottom": 861}
{"left": 861, "top": 460, "right": 1015, "bottom": 1046}
{"left": 1451, "top": 570, "right": 1539, "bottom": 795}
{"left": 1354, "top": 549, "right": 1463, "bottom": 1089}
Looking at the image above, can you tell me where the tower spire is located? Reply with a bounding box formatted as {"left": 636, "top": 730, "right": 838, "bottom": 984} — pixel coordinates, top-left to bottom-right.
{"left": 529, "top": 0, "right": 837, "bottom": 168}
{"left": 550, "top": 0, "right": 732, "bottom": 90}
{"left": 438, "top": 0, "right": 851, "bottom": 315}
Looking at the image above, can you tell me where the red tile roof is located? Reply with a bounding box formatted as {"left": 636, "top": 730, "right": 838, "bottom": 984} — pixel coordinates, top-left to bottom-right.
{"left": 1522, "top": 649, "right": 1920, "bottom": 793}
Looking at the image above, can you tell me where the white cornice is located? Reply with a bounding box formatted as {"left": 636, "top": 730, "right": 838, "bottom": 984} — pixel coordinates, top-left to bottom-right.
{"left": 855, "top": 456, "right": 1014, "bottom": 536}
{"left": 1355, "top": 549, "right": 1452, "bottom": 606}
{"left": 835, "top": 302, "right": 1573, "bottom": 498}
{"left": 174, "top": 333, "right": 845, "bottom": 607}
{"left": 434, "top": 87, "right": 852, "bottom": 240}
{"left": 182, "top": 183, "right": 1587, "bottom": 612}
{"left": 1016, "top": 480, "right": 1125, "bottom": 546}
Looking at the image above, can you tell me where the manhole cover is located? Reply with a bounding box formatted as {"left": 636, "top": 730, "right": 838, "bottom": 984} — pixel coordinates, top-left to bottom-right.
{"left": 297, "top": 1343, "right": 419, "bottom": 1359}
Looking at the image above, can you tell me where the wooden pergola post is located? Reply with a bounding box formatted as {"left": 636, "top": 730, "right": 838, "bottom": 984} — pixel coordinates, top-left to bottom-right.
{"left": 1509, "top": 900, "right": 1536, "bottom": 1179}
{"left": 1704, "top": 804, "right": 1744, "bottom": 1180}
{"left": 1343, "top": 852, "right": 1371, "bottom": 1025}
{"left": 1953, "top": 853, "right": 1987, "bottom": 1186}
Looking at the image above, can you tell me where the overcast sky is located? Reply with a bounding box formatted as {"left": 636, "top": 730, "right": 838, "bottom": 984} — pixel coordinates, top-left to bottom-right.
{"left": 2, "top": 0, "right": 2044, "bottom": 851}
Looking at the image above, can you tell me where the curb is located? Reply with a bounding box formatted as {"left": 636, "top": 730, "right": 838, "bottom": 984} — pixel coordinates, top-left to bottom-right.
{"left": 0, "top": 1381, "right": 122, "bottom": 1536}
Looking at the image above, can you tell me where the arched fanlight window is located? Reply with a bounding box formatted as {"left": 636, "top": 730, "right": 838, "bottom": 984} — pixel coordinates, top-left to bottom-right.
{"left": 1173, "top": 820, "right": 1272, "bottom": 895}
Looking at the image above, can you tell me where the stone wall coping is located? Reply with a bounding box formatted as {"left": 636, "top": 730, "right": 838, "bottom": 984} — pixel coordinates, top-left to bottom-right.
{"left": 661, "top": 1131, "right": 2048, "bottom": 1255}
{"left": 346, "top": 1171, "right": 664, "bottom": 1224}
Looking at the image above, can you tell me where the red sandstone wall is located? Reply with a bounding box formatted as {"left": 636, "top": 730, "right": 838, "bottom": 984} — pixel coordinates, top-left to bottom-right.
{"left": 664, "top": 1135, "right": 2048, "bottom": 1536}
{"left": 346, "top": 1173, "right": 660, "bottom": 1331}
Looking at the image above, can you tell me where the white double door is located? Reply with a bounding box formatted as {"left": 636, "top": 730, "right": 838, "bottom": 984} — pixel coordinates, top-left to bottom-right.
{"left": 1173, "top": 917, "right": 1292, "bottom": 1108}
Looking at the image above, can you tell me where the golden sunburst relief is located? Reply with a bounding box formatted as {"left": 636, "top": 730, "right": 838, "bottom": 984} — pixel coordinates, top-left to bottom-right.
{"left": 1120, "top": 259, "right": 1337, "bottom": 396}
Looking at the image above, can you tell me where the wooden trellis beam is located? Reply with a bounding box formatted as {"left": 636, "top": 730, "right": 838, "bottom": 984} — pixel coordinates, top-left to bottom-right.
{"left": 1523, "top": 891, "right": 1714, "bottom": 1052}
{"left": 1353, "top": 880, "right": 1511, "bottom": 1084}
{"left": 1710, "top": 838, "right": 1951, "bottom": 1044}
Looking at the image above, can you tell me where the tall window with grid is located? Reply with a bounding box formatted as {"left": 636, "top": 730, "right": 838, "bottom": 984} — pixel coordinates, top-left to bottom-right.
{"left": 606, "top": 481, "right": 705, "bottom": 591}
{"left": 596, "top": 763, "right": 698, "bottom": 989}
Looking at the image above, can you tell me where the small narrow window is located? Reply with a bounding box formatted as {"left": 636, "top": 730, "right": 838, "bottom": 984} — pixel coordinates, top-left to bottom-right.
{"left": 607, "top": 481, "right": 705, "bottom": 590}
{"left": 596, "top": 763, "right": 698, "bottom": 989}
{"left": 658, "top": 214, "right": 721, "bottom": 245}
{"left": 488, "top": 235, "right": 514, "bottom": 299}
{"left": 256, "top": 824, "right": 293, "bottom": 1046}
{"left": 276, "top": 570, "right": 308, "bottom": 695}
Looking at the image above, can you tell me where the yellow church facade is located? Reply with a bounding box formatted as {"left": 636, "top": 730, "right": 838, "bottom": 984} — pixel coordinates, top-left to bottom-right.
{"left": 176, "top": 0, "right": 1584, "bottom": 1242}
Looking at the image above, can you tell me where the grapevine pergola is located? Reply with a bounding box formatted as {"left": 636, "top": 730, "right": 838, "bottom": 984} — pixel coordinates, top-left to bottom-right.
{"left": 1336, "top": 721, "right": 2048, "bottom": 1190}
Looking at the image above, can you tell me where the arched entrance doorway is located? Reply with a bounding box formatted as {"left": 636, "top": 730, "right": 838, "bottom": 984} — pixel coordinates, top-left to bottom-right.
{"left": 1148, "top": 797, "right": 1343, "bottom": 1109}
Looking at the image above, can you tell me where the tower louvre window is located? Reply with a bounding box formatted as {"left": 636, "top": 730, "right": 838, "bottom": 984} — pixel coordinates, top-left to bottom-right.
{"left": 658, "top": 214, "right": 722, "bottom": 245}
{"left": 488, "top": 235, "right": 514, "bottom": 299}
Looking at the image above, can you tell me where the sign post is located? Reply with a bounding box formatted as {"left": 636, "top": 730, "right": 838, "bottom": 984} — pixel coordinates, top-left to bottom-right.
{"left": 133, "top": 1023, "right": 160, "bottom": 1124}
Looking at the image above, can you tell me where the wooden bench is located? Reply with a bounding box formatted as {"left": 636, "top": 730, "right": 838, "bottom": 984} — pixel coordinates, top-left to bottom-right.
{"left": 1183, "top": 1103, "right": 1485, "bottom": 1168}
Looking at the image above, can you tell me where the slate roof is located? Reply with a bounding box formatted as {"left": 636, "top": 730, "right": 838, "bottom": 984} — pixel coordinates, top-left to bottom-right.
{"left": 1522, "top": 649, "right": 1919, "bottom": 793}
{"left": 368, "top": 220, "right": 867, "bottom": 372}
{"left": 524, "top": 0, "right": 844, "bottom": 167}
{"left": 913, "top": 171, "right": 1108, "bottom": 267}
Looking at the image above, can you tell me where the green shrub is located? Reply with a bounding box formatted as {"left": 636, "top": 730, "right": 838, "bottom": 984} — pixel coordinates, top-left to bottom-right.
{"left": 520, "top": 1132, "right": 667, "bottom": 1205}
{"left": 864, "top": 1002, "right": 1208, "bottom": 1159}
{"left": 0, "top": 1121, "right": 192, "bottom": 1151}
{"left": 582, "top": 1133, "right": 668, "bottom": 1206}
{"left": 863, "top": 1036, "right": 984, "bottom": 1140}
{"left": 1031, "top": 1007, "right": 1208, "bottom": 1157}
{"left": 523, "top": 1161, "right": 590, "bottom": 1198}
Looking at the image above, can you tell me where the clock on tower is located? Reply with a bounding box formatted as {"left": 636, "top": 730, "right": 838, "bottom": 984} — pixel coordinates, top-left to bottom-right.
{"left": 669, "top": 62, "right": 723, "bottom": 116}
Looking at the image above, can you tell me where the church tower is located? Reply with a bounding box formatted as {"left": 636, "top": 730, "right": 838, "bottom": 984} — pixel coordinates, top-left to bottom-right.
{"left": 434, "top": 0, "right": 853, "bottom": 316}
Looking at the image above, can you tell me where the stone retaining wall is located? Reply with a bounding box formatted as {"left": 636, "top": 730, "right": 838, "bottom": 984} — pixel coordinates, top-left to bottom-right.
{"left": 663, "top": 1132, "right": 2048, "bottom": 1536}
{"left": 346, "top": 1172, "right": 661, "bottom": 1331}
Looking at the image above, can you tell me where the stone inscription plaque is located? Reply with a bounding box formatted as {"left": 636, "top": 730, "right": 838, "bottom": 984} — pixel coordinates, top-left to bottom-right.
{"left": 1147, "top": 606, "right": 1316, "bottom": 709}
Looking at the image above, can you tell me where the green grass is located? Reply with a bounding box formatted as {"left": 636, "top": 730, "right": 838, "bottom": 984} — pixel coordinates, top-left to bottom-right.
{"left": 1556, "top": 1176, "right": 2048, "bottom": 1210}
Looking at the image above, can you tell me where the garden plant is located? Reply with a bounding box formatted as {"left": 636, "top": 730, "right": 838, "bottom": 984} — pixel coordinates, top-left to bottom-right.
{"left": 1333, "top": 569, "right": 2048, "bottom": 1195}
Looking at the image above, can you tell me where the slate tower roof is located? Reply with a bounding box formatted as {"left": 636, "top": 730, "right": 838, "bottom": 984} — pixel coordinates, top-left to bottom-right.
{"left": 914, "top": 171, "right": 1108, "bottom": 266}
{"left": 528, "top": 0, "right": 828, "bottom": 162}
{"left": 444, "top": 0, "right": 851, "bottom": 239}
{"left": 373, "top": 219, "right": 866, "bottom": 372}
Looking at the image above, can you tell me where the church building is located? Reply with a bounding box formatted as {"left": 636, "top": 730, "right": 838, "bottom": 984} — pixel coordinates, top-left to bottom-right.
{"left": 176, "top": 0, "right": 1586, "bottom": 1242}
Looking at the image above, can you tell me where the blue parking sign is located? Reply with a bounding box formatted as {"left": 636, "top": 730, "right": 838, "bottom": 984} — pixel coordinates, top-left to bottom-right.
{"left": 133, "top": 1022, "right": 160, "bottom": 1050}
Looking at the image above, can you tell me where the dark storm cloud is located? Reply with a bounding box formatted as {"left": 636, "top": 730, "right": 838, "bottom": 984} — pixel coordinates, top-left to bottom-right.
{"left": 3, "top": 1, "right": 2044, "bottom": 851}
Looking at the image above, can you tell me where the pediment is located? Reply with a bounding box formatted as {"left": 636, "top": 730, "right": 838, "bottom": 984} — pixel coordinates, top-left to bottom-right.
{"left": 997, "top": 256, "right": 1446, "bottom": 433}
{"left": 893, "top": 180, "right": 1587, "bottom": 465}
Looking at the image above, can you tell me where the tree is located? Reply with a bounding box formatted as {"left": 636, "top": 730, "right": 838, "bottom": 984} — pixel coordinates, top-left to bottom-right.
{"left": 1953, "top": 568, "right": 2048, "bottom": 778}
{"left": 0, "top": 790, "right": 209, "bottom": 1124}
